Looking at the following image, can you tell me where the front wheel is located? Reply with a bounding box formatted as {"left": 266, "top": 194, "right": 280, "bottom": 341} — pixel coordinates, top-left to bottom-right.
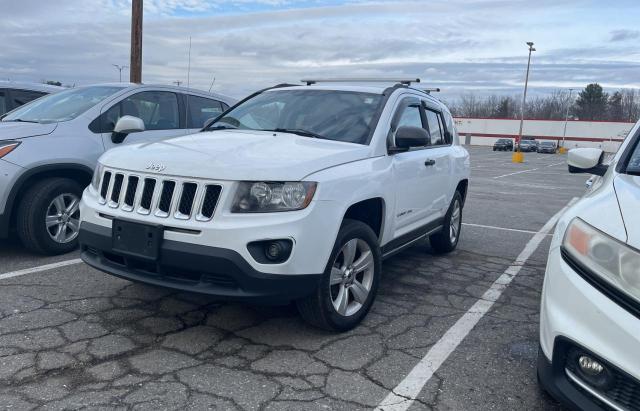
{"left": 17, "top": 178, "right": 83, "bottom": 255}
{"left": 430, "top": 191, "right": 463, "bottom": 254}
{"left": 297, "top": 219, "right": 381, "bottom": 331}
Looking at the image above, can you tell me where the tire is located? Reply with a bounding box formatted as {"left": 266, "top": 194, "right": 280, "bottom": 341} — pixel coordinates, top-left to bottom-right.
{"left": 17, "top": 178, "right": 83, "bottom": 255}
{"left": 429, "top": 191, "right": 463, "bottom": 254}
{"left": 297, "top": 219, "right": 381, "bottom": 331}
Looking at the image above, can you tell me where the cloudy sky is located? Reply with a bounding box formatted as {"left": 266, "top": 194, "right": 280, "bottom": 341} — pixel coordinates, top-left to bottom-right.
{"left": 1, "top": 0, "right": 639, "bottom": 100}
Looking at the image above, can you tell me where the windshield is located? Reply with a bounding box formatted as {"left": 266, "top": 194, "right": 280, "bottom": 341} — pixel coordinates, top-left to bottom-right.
{"left": 207, "top": 89, "right": 384, "bottom": 144}
{"left": 2, "top": 86, "right": 125, "bottom": 124}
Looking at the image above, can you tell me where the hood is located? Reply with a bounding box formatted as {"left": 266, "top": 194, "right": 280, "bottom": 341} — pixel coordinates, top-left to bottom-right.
{"left": 614, "top": 174, "right": 640, "bottom": 249}
{"left": 0, "top": 122, "right": 57, "bottom": 141}
{"left": 100, "top": 129, "right": 372, "bottom": 181}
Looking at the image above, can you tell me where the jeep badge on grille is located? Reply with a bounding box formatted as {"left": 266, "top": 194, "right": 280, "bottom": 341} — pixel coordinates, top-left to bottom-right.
{"left": 146, "top": 163, "right": 166, "bottom": 172}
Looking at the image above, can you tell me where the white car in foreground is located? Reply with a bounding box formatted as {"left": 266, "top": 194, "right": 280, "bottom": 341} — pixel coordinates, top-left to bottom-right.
{"left": 78, "top": 79, "right": 470, "bottom": 331}
{"left": 538, "top": 121, "right": 640, "bottom": 410}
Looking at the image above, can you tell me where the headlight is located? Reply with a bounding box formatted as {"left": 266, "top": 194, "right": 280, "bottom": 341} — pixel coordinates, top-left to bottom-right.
{"left": 563, "top": 218, "right": 640, "bottom": 304}
{"left": 232, "top": 181, "right": 317, "bottom": 212}
{"left": 0, "top": 141, "right": 20, "bottom": 159}
{"left": 91, "top": 163, "right": 104, "bottom": 191}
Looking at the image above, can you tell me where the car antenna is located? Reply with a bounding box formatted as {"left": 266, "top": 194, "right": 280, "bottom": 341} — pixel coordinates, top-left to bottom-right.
{"left": 208, "top": 76, "right": 216, "bottom": 92}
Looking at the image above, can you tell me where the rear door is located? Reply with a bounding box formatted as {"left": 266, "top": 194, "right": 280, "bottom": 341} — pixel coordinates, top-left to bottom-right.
{"left": 98, "top": 90, "right": 184, "bottom": 149}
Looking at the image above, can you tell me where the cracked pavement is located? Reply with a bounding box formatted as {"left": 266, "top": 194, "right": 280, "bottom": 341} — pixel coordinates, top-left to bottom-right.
{"left": 0, "top": 147, "right": 588, "bottom": 410}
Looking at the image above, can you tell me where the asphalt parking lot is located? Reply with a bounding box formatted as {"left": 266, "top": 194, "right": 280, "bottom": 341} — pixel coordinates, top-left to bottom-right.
{"left": 0, "top": 146, "right": 589, "bottom": 410}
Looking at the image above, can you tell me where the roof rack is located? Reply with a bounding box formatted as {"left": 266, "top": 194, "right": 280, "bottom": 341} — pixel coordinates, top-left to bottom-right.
{"left": 301, "top": 78, "right": 421, "bottom": 86}
{"left": 420, "top": 87, "right": 441, "bottom": 94}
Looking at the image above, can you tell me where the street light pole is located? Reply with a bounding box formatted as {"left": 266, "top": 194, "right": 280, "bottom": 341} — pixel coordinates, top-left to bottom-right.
{"left": 562, "top": 88, "right": 574, "bottom": 150}
{"left": 112, "top": 64, "right": 128, "bottom": 82}
{"left": 516, "top": 42, "right": 536, "bottom": 157}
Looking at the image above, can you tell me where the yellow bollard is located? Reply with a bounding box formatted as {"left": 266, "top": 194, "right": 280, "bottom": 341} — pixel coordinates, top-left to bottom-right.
{"left": 558, "top": 147, "right": 568, "bottom": 154}
{"left": 512, "top": 151, "right": 524, "bottom": 163}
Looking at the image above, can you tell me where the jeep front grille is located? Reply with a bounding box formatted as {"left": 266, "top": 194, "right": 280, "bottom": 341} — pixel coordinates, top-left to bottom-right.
{"left": 97, "top": 169, "right": 222, "bottom": 221}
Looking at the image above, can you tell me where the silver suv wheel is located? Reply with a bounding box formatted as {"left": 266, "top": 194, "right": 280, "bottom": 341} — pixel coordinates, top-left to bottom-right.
{"left": 46, "top": 193, "right": 80, "bottom": 244}
{"left": 449, "top": 198, "right": 461, "bottom": 244}
{"left": 330, "top": 238, "right": 374, "bottom": 317}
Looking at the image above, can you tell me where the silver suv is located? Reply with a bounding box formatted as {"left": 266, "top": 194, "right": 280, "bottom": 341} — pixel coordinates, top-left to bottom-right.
{"left": 0, "top": 83, "right": 235, "bottom": 254}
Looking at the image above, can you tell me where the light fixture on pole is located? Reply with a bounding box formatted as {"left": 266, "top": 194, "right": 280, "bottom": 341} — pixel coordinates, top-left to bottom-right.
{"left": 112, "top": 64, "right": 128, "bottom": 82}
{"left": 561, "top": 88, "right": 575, "bottom": 153}
{"left": 513, "top": 41, "right": 536, "bottom": 163}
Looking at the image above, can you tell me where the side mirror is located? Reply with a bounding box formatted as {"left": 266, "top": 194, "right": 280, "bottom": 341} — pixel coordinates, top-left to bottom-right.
{"left": 112, "top": 115, "right": 145, "bottom": 144}
{"left": 393, "top": 126, "right": 430, "bottom": 151}
{"left": 568, "top": 148, "right": 608, "bottom": 176}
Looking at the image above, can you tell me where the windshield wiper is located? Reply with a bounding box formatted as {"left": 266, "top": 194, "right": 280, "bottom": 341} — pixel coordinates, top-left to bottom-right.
{"left": 4, "top": 118, "right": 39, "bottom": 123}
{"left": 207, "top": 125, "right": 237, "bottom": 131}
{"left": 269, "top": 128, "right": 325, "bottom": 139}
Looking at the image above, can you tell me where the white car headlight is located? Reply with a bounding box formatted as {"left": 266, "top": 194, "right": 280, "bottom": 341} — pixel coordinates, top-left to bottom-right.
{"left": 91, "top": 163, "right": 104, "bottom": 191}
{"left": 232, "top": 181, "right": 317, "bottom": 212}
{"left": 563, "top": 217, "right": 640, "bottom": 304}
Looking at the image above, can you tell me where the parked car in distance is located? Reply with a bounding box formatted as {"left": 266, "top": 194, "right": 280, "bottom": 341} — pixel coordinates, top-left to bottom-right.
{"left": 78, "top": 79, "right": 470, "bottom": 331}
{"left": 0, "top": 81, "right": 64, "bottom": 116}
{"left": 493, "top": 138, "right": 513, "bottom": 151}
{"left": 538, "top": 121, "right": 640, "bottom": 411}
{"left": 537, "top": 141, "right": 557, "bottom": 154}
{"left": 518, "top": 139, "right": 537, "bottom": 152}
{"left": 0, "top": 83, "right": 235, "bottom": 254}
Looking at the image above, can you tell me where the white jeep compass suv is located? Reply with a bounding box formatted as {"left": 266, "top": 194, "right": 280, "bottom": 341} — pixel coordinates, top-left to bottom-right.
{"left": 78, "top": 79, "right": 470, "bottom": 331}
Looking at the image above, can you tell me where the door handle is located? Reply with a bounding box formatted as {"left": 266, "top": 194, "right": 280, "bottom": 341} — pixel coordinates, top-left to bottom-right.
{"left": 424, "top": 159, "right": 436, "bottom": 167}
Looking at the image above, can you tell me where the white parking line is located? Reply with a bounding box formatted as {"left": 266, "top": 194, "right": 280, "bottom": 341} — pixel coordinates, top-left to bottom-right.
{"left": 462, "top": 222, "right": 552, "bottom": 236}
{"left": 0, "top": 258, "right": 82, "bottom": 281}
{"left": 493, "top": 168, "right": 539, "bottom": 179}
{"left": 546, "top": 161, "right": 565, "bottom": 168}
{"left": 375, "top": 197, "right": 578, "bottom": 411}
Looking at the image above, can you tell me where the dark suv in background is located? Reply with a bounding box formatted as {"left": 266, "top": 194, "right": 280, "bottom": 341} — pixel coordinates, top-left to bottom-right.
{"left": 0, "top": 81, "right": 63, "bottom": 116}
{"left": 493, "top": 138, "right": 514, "bottom": 151}
{"left": 518, "top": 139, "right": 537, "bottom": 152}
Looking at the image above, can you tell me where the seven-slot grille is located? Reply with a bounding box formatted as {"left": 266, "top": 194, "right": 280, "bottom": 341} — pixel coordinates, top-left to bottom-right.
{"left": 98, "top": 170, "right": 222, "bottom": 221}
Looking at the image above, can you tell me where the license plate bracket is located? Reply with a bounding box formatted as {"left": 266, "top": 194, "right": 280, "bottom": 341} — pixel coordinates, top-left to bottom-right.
{"left": 112, "top": 219, "right": 163, "bottom": 261}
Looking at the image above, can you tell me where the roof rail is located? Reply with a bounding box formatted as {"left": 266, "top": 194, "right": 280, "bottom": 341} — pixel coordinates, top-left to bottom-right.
{"left": 421, "top": 87, "right": 441, "bottom": 94}
{"left": 301, "top": 78, "right": 421, "bottom": 86}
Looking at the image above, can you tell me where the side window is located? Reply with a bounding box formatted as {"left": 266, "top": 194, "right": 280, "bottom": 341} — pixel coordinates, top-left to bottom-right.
{"left": 0, "top": 89, "right": 7, "bottom": 115}
{"left": 425, "top": 109, "right": 444, "bottom": 145}
{"left": 186, "top": 95, "right": 223, "bottom": 128}
{"left": 443, "top": 112, "right": 455, "bottom": 144}
{"left": 396, "top": 104, "right": 423, "bottom": 129}
{"left": 122, "top": 91, "right": 179, "bottom": 131}
{"left": 11, "top": 89, "right": 46, "bottom": 108}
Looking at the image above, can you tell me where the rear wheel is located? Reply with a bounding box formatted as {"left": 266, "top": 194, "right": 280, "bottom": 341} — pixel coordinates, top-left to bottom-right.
{"left": 17, "top": 178, "right": 83, "bottom": 255}
{"left": 430, "top": 191, "right": 463, "bottom": 254}
{"left": 297, "top": 219, "right": 381, "bottom": 331}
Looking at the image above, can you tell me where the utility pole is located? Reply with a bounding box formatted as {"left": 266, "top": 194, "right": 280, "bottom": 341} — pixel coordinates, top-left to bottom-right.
{"left": 130, "top": 0, "right": 143, "bottom": 84}
{"left": 514, "top": 41, "right": 536, "bottom": 163}
{"left": 112, "top": 64, "right": 128, "bottom": 82}
{"left": 561, "top": 88, "right": 574, "bottom": 151}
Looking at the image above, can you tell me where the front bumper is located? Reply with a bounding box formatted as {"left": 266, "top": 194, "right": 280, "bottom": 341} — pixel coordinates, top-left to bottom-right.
{"left": 79, "top": 221, "right": 322, "bottom": 304}
{"left": 538, "top": 246, "right": 640, "bottom": 410}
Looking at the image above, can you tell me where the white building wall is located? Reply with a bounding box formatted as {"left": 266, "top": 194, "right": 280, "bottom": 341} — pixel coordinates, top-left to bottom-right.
{"left": 454, "top": 118, "right": 636, "bottom": 152}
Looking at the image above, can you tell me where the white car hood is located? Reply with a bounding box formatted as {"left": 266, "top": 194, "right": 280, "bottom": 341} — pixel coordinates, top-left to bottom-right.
{"left": 0, "top": 122, "right": 57, "bottom": 140}
{"left": 614, "top": 174, "right": 640, "bottom": 249}
{"left": 101, "top": 129, "right": 372, "bottom": 181}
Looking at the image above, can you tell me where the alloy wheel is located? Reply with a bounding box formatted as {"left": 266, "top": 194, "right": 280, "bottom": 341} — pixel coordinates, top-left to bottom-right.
{"left": 449, "top": 199, "right": 461, "bottom": 244}
{"left": 46, "top": 193, "right": 80, "bottom": 244}
{"left": 329, "top": 238, "right": 375, "bottom": 317}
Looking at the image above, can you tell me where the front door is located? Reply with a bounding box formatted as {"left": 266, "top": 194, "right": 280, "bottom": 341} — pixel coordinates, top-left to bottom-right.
{"left": 100, "top": 91, "right": 184, "bottom": 150}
